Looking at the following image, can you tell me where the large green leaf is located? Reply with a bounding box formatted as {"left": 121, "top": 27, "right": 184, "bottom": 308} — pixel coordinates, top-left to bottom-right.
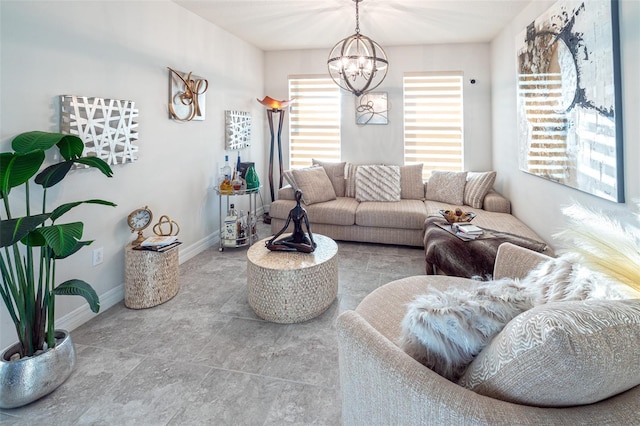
{"left": 51, "top": 240, "right": 93, "bottom": 259}
{"left": 73, "top": 157, "right": 114, "bottom": 177}
{"left": 0, "top": 150, "right": 45, "bottom": 195}
{"left": 53, "top": 279, "right": 100, "bottom": 313}
{"left": 22, "top": 228, "right": 47, "bottom": 247}
{"left": 56, "top": 135, "right": 84, "bottom": 160}
{"left": 50, "top": 199, "right": 117, "bottom": 222}
{"left": 37, "top": 222, "right": 83, "bottom": 257}
{"left": 0, "top": 214, "right": 50, "bottom": 247}
{"left": 34, "top": 161, "right": 73, "bottom": 188}
{"left": 11, "top": 131, "right": 69, "bottom": 154}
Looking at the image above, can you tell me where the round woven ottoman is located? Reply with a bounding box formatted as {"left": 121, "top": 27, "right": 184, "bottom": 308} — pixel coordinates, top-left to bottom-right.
{"left": 247, "top": 234, "right": 338, "bottom": 323}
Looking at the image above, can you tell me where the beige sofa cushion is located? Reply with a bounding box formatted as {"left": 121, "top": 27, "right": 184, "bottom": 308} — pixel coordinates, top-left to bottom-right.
{"left": 426, "top": 171, "right": 467, "bottom": 205}
{"left": 312, "top": 159, "right": 346, "bottom": 197}
{"left": 459, "top": 299, "right": 640, "bottom": 407}
{"left": 464, "top": 171, "right": 496, "bottom": 209}
{"left": 270, "top": 197, "right": 358, "bottom": 226}
{"left": 356, "top": 199, "right": 427, "bottom": 229}
{"left": 400, "top": 164, "right": 425, "bottom": 200}
{"left": 291, "top": 166, "right": 336, "bottom": 205}
{"left": 355, "top": 165, "right": 401, "bottom": 202}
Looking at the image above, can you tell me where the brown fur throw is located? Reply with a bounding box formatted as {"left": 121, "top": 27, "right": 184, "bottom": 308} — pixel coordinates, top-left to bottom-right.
{"left": 423, "top": 216, "right": 548, "bottom": 279}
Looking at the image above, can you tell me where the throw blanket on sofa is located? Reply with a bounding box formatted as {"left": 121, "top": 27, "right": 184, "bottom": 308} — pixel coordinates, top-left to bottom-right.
{"left": 424, "top": 216, "right": 548, "bottom": 279}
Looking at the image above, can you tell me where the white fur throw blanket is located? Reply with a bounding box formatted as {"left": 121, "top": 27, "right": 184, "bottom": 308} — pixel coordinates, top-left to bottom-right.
{"left": 399, "top": 254, "right": 637, "bottom": 381}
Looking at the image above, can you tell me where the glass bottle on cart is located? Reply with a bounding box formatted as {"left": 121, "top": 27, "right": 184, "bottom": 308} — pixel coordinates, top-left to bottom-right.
{"left": 223, "top": 204, "right": 238, "bottom": 247}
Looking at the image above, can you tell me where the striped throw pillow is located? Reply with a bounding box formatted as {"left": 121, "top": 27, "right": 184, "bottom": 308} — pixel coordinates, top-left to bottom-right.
{"left": 464, "top": 171, "right": 496, "bottom": 208}
{"left": 344, "top": 163, "right": 359, "bottom": 198}
{"left": 355, "top": 165, "right": 401, "bottom": 202}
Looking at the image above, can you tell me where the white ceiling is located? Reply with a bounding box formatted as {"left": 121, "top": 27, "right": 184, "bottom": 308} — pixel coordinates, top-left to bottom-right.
{"left": 173, "top": 0, "right": 532, "bottom": 51}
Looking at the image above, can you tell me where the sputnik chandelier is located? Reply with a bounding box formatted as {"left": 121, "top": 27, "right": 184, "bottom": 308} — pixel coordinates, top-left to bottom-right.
{"left": 327, "top": 0, "right": 388, "bottom": 96}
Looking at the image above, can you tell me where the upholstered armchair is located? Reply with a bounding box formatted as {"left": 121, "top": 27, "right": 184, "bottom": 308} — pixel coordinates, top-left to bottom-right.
{"left": 336, "top": 243, "right": 640, "bottom": 425}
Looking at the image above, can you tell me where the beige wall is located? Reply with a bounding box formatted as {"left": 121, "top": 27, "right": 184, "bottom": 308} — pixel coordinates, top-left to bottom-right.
{"left": 490, "top": 0, "right": 640, "bottom": 248}
{"left": 0, "top": 1, "right": 265, "bottom": 349}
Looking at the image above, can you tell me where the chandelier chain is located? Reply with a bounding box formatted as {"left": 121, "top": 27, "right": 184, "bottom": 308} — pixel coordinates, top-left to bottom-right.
{"left": 355, "top": 0, "right": 360, "bottom": 34}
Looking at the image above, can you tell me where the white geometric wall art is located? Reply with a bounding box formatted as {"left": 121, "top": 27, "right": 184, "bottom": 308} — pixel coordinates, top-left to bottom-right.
{"left": 60, "top": 95, "right": 139, "bottom": 166}
{"left": 225, "top": 110, "right": 252, "bottom": 150}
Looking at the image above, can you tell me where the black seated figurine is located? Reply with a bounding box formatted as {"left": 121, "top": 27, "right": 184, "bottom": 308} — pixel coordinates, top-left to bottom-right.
{"left": 266, "top": 189, "right": 317, "bottom": 253}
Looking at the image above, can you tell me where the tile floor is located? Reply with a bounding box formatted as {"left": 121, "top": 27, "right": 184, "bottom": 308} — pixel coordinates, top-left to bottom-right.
{"left": 0, "top": 224, "right": 426, "bottom": 425}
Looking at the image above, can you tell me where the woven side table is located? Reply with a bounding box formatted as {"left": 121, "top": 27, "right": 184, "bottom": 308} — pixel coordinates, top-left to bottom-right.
{"left": 124, "top": 245, "right": 179, "bottom": 309}
{"left": 247, "top": 234, "right": 338, "bottom": 323}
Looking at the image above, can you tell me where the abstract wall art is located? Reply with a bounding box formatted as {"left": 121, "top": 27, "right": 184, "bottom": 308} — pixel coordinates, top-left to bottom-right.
{"left": 516, "top": 0, "right": 624, "bottom": 202}
{"left": 355, "top": 92, "right": 388, "bottom": 125}
{"left": 225, "top": 110, "right": 252, "bottom": 150}
{"left": 60, "top": 95, "right": 139, "bottom": 166}
{"left": 168, "top": 67, "right": 208, "bottom": 121}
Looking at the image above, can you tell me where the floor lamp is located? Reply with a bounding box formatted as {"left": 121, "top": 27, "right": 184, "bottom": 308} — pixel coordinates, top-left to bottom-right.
{"left": 257, "top": 96, "right": 293, "bottom": 223}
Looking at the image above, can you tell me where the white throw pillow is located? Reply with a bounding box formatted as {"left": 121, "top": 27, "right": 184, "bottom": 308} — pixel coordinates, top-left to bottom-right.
{"left": 399, "top": 278, "right": 532, "bottom": 381}
{"left": 312, "top": 159, "right": 346, "bottom": 197}
{"left": 399, "top": 164, "right": 425, "bottom": 200}
{"left": 291, "top": 166, "right": 337, "bottom": 205}
{"left": 355, "top": 165, "right": 401, "bottom": 202}
{"left": 459, "top": 299, "right": 640, "bottom": 407}
{"left": 425, "top": 171, "right": 467, "bottom": 205}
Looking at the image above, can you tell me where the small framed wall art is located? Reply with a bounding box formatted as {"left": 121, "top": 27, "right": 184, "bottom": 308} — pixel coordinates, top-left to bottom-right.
{"left": 355, "top": 92, "right": 388, "bottom": 125}
{"left": 168, "top": 67, "right": 208, "bottom": 121}
{"left": 225, "top": 110, "right": 252, "bottom": 150}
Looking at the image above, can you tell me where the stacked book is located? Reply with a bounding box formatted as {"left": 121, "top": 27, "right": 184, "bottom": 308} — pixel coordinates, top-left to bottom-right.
{"left": 134, "top": 236, "right": 181, "bottom": 252}
{"left": 452, "top": 223, "right": 484, "bottom": 240}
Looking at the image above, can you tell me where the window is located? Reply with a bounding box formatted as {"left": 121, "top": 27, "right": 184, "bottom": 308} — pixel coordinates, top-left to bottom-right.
{"left": 403, "top": 72, "right": 464, "bottom": 180}
{"left": 288, "top": 76, "right": 341, "bottom": 169}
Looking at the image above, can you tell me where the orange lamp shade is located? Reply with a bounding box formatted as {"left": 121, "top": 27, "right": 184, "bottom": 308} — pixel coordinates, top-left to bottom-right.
{"left": 257, "top": 96, "right": 294, "bottom": 110}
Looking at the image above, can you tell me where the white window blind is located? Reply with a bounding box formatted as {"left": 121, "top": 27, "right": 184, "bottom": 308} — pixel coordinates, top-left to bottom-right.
{"left": 288, "top": 76, "right": 341, "bottom": 169}
{"left": 403, "top": 72, "right": 464, "bottom": 180}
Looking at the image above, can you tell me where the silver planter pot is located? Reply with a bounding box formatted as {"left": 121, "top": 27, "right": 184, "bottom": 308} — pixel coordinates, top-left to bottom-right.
{"left": 0, "top": 329, "right": 76, "bottom": 409}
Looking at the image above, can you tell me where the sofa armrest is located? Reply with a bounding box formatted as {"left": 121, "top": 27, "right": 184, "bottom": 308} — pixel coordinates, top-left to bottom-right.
{"left": 277, "top": 185, "right": 296, "bottom": 200}
{"left": 482, "top": 190, "right": 511, "bottom": 214}
{"left": 493, "top": 242, "right": 551, "bottom": 280}
{"left": 337, "top": 310, "right": 508, "bottom": 425}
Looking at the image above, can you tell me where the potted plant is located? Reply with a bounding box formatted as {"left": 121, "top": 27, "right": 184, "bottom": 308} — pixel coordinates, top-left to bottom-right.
{"left": 0, "top": 131, "right": 116, "bottom": 408}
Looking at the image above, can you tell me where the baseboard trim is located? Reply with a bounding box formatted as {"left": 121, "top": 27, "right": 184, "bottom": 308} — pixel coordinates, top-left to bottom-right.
{"left": 57, "top": 284, "right": 124, "bottom": 332}
{"left": 178, "top": 230, "right": 220, "bottom": 263}
{"left": 57, "top": 212, "right": 265, "bottom": 333}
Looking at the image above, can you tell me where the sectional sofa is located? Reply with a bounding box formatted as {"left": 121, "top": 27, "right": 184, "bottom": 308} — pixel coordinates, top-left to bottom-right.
{"left": 269, "top": 161, "right": 551, "bottom": 256}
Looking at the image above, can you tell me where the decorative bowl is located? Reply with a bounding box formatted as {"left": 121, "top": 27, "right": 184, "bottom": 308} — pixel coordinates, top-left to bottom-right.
{"left": 439, "top": 209, "right": 476, "bottom": 224}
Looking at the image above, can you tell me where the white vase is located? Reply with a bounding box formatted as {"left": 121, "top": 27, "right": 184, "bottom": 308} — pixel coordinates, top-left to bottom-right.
{"left": 0, "top": 329, "right": 76, "bottom": 409}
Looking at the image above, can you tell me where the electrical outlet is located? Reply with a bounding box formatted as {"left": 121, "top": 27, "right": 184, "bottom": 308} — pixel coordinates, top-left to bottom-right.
{"left": 92, "top": 247, "right": 104, "bottom": 266}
